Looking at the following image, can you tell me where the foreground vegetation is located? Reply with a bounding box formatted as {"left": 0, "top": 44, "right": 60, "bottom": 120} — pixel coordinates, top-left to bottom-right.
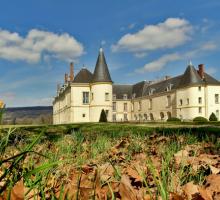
{"left": 0, "top": 124, "right": 219, "bottom": 199}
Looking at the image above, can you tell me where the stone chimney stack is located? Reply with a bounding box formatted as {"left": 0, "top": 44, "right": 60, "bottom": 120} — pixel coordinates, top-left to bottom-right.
{"left": 198, "top": 64, "right": 205, "bottom": 79}
{"left": 69, "top": 62, "right": 74, "bottom": 81}
{"left": 57, "top": 84, "right": 61, "bottom": 95}
{"left": 64, "top": 73, "right": 68, "bottom": 83}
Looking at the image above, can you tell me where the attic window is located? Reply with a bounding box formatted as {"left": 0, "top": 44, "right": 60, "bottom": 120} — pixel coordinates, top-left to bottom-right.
{"left": 132, "top": 93, "right": 136, "bottom": 98}
{"left": 166, "top": 83, "right": 173, "bottom": 91}
{"left": 123, "top": 94, "right": 127, "bottom": 100}
{"left": 149, "top": 88, "right": 155, "bottom": 95}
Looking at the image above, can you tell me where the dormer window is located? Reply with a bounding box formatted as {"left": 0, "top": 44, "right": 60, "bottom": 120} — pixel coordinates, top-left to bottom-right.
{"left": 149, "top": 88, "right": 155, "bottom": 95}
{"left": 123, "top": 94, "right": 128, "bottom": 100}
{"left": 132, "top": 93, "right": 136, "bottom": 99}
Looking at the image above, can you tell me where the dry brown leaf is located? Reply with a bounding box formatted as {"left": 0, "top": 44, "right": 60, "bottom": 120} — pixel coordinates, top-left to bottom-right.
{"left": 203, "top": 174, "right": 220, "bottom": 200}
{"left": 209, "top": 165, "right": 220, "bottom": 175}
{"left": 119, "top": 175, "right": 138, "bottom": 200}
{"left": 169, "top": 192, "right": 185, "bottom": 200}
{"left": 182, "top": 181, "right": 199, "bottom": 199}
{"left": 125, "top": 167, "right": 142, "bottom": 183}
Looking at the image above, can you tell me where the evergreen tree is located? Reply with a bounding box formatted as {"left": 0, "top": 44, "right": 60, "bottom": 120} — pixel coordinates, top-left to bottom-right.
{"left": 99, "top": 109, "right": 107, "bottom": 122}
{"left": 209, "top": 112, "right": 218, "bottom": 121}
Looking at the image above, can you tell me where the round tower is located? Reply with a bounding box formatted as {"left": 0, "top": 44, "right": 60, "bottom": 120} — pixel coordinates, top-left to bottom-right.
{"left": 90, "top": 48, "right": 113, "bottom": 122}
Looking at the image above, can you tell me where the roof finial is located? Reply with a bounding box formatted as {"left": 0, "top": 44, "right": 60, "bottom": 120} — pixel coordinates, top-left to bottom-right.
{"left": 189, "top": 60, "right": 193, "bottom": 66}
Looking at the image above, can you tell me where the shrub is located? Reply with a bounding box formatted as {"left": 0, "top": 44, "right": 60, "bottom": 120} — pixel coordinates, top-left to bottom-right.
{"left": 167, "top": 117, "right": 181, "bottom": 122}
{"left": 193, "top": 116, "right": 208, "bottom": 122}
{"left": 99, "top": 109, "right": 107, "bottom": 122}
{"left": 209, "top": 113, "right": 218, "bottom": 121}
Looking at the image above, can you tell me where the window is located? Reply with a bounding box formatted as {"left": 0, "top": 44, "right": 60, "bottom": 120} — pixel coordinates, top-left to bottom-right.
{"left": 187, "top": 98, "right": 189, "bottom": 105}
{"left": 167, "top": 96, "right": 171, "bottom": 107}
{"left": 198, "top": 86, "right": 201, "bottom": 91}
{"left": 149, "top": 88, "right": 155, "bottom": 95}
{"left": 215, "top": 94, "right": 219, "bottom": 104}
{"left": 105, "top": 93, "right": 109, "bottom": 101}
{"left": 124, "top": 114, "right": 128, "bottom": 121}
{"left": 105, "top": 110, "right": 109, "bottom": 118}
{"left": 216, "top": 110, "right": 219, "bottom": 119}
{"left": 149, "top": 99, "right": 152, "bottom": 110}
{"left": 144, "top": 114, "right": 148, "bottom": 120}
{"left": 179, "top": 99, "right": 183, "bottom": 106}
{"left": 83, "top": 92, "right": 89, "bottom": 104}
{"left": 91, "top": 93, "right": 94, "bottom": 101}
{"left": 199, "top": 107, "right": 202, "bottom": 113}
{"left": 113, "top": 114, "right": 116, "bottom": 121}
{"left": 198, "top": 97, "right": 202, "bottom": 104}
{"left": 132, "top": 93, "right": 136, "bottom": 99}
{"left": 82, "top": 114, "right": 86, "bottom": 118}
{"left": 124, "top": 103, "right": 127, "bottom": 111}
{"left": 113, "top": 94, "right": 116, "bottom": 100}
{"left": 123, "top": 94, "right": 127, "bottom": 100}
{"left": 138, "top": 101, "right": 142, "bottom": 111}
{"left": 113, "top": 102, "right": 116, "bottom": 111}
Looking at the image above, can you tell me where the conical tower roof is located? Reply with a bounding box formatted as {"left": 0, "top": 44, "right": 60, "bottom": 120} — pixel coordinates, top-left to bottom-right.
{"left": 91, "top": 48, "right": 112, "bottom": 83}
{"left": 179, "top": 63, "right": 203, "bottom": 88}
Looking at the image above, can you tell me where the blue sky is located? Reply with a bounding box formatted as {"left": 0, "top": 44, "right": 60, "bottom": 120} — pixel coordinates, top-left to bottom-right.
{"left": 1, "top": 0, "right": 220, "bottom": 107}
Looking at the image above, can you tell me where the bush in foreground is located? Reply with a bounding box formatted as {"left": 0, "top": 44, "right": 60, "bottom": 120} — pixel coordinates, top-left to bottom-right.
{"left": 167, "top": 117, "right": 181, "bottom": 122}
{"left": 209, "top": 113, "right": 218, "bottom": 121}
{"left": 193, "top": 116, "right": 208, "bottom": 122}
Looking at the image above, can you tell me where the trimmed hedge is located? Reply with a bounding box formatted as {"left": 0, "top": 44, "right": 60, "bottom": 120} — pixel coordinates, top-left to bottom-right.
{"left": 193, "top": 116, "right": 208, "bottom": 122}
{"left": 99, "top": 109, "right": 107, "bottom": 122}
{"left": 167, "top": 117, "right": 181, "bottom": 122}
{"left": 209, "top": 113, "right": 218, "bottom": 121}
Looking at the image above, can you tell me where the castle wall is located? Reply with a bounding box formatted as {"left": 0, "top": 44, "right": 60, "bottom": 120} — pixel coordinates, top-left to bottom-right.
{"left": 70, "top": 84, "right": 90, "bottom": 122}
{"left": 176, "top": 86, "right": 206, "bottom": 120}
{"left": 90, "top": 83, "right": 112, "bottom": 122}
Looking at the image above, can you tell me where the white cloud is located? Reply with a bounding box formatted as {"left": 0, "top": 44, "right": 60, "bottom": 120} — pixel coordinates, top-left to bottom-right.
{"left": 112, "top": 18, "right": 192, "bottom": 53}
{"left": 136, "top": 41, "right": 218, "bottom": 73}
{"left": 135, "top": 53, "right": 181, "bottom": 73}
{"left": 134, "top": 52, "right": 148, "bottom": 58}
{"left": 0, "top": 29, "right": 84, "bottom": 63}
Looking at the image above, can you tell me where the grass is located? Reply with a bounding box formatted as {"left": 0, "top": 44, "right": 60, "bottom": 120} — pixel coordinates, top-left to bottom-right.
{"left": 0, "top": 123, "right": 219, "bottom": 199}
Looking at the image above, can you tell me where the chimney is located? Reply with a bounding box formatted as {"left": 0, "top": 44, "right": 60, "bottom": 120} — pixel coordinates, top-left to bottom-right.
{"left": 57, "top": 84, "right": 61, "bottom": 95}
{"left": 69, "top": 62, "right": 74, "bottom": 81}
{"left": 198, "top": 64, "right": 205, "bottom": 79}
{"left": 64, "top": 73, "right": 68, "bottom": 83}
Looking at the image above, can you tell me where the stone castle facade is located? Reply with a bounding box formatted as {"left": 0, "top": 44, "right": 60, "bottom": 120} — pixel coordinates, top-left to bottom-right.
{"left": 53, "top": 48, "right": 220, "bottom": 124}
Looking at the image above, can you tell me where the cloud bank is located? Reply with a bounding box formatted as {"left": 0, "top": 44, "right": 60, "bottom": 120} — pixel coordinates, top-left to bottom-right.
{"left": 112, "top": 18, "right": 192, "bottom": 53}
{"left": 0, "top": 29, "right": 84, "bottom": 63}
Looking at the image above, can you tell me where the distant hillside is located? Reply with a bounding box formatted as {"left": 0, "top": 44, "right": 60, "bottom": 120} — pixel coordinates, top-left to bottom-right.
{"left": 3, "top": 106, "right": 53, "bottom": 124}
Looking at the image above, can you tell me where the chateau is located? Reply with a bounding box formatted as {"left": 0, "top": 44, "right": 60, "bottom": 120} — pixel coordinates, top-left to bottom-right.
{"left": 53, "top": 48, "right": 220, "bottom": 124}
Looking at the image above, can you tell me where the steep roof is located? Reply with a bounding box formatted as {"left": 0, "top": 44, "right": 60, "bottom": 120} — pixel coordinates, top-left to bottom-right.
{"left": 132, "top": 81, "right": 146, "bottom": 98}
{"left": 91, "top": 48, "right": 112, "bottom": 83}
{"left": 142, "top": 76, "right": 182, "bottom": 97}
{"left": 73, "top": 68, "right": 93, "bottom": 83}
{"left": 113, "top": 84, "right": 133, "bottom": 99}
{"left": 178, "top": 64, "right": 204, "bottom": 87}
{"left": 204, "top": 73, "right": 220, "bottom": 85}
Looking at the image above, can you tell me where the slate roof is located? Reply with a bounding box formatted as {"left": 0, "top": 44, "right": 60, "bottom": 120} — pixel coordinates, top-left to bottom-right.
{"left": 132, "top": 81, "right": 146, "bottom": 98}
{"left": 73, "top": 68, "right": 93, "bottom": 83}
{"left": 91, "top": 48, "right": 112, "bottom": 83}
{"left": 142, "top": 76, "right": 182, "bottom": 97}
{"left": 112, "top": 64, "right": 220, "bottom": 100}
{"left": 113, "top": 85, "right": 133, "bottom": 99}
{"left": 178, "top": 65, "right": 204, "bottom": 87}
